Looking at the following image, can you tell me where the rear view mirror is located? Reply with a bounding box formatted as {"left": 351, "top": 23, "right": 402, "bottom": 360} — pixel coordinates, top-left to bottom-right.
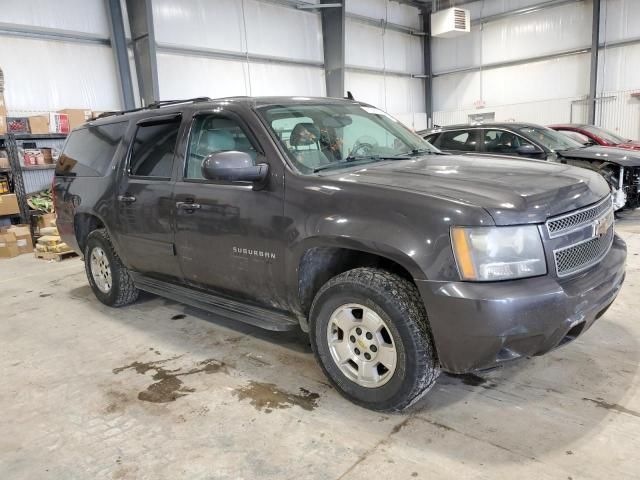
{"left": 202, "top": 151, "right": 268, "bottom": 185}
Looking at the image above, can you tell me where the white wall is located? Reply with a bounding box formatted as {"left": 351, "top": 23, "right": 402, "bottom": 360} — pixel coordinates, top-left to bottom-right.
{"left": 344, "top": 0, "right": 427, "bottom": 130}
{"left": 153, "top": 0, "right": 326, "bottom": 99}
{"left": 432, "top": 0, "right": 640, "bottom": 138}
{"left": 0, "top": 0, "right": 121, "bottom": 113}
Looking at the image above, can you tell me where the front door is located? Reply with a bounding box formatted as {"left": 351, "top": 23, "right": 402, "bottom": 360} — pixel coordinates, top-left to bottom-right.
{"left": 115, "top": 113, "right": 183, "bottom": 279}
{"left": 172, "top": 110, "right": 287, "bottom": 309}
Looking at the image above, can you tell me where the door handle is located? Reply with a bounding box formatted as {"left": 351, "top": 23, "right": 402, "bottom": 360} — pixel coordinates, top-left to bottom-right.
{"left": 176, "top": 201, "right": 201, "bottom": 211}
{"left": 117, "top": 194, "right": 136, "bottom": 203}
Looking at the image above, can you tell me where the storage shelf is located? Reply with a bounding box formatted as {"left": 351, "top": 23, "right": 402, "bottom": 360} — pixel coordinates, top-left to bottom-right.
{"left": 22, "top": 165, "right": 55, "bottom": 170}
{"left": 0, "top": 133, "right": 67, "bottom": 140}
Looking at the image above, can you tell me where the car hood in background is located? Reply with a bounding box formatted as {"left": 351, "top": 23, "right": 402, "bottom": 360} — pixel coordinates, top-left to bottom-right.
{"left": 558, "top": 145, "right": 640, "bottom": 167}
{"left": 330, "top": 155, "right": 610, "bottom": 225}
{"left": 614, "top": 141, "right": 640, "bottom": 151}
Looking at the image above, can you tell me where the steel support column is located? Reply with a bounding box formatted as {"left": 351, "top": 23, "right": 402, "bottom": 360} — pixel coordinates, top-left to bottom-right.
{"left": 422, "top": 8, "right": 433, "bottom": 128}
{"left": 105, "top": 0, "right": 135, "bottom": 109}
{"left": 588, "top": 0, "right": 601, "bottom": 124}
{"left": 125, "top": 0, "right": 159, "bottom": 106}
{"left": 320, "top": 0, "right": 345, "bottom": 98}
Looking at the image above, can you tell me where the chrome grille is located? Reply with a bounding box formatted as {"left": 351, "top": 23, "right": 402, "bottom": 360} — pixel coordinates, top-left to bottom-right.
{"left": 546, "top": 196, "right": 612, "bottom": 237}
{"left": 554, "top": 225, "right": 614, "bottom": 277}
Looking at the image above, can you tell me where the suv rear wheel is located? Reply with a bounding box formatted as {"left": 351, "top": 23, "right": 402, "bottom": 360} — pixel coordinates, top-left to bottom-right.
{"left": 85, "top": 229, "right": 139, "bottom": 307}
{"left": 309, "top": 268, "right": 439, "bottom": 411}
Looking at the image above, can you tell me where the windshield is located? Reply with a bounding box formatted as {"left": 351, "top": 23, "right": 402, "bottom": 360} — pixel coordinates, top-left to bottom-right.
{"left": 258, "top": 103, "right": 439, "bottom": 174}
{"left": 583, "top": 125, "right": 628, "bottom": 144}
{"left": 518, "top": 126, "right": 583, "bottom": 151}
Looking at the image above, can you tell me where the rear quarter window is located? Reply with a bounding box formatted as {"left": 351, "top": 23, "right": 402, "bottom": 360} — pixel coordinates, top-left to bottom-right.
{"left": 56, "top": 121, "right": 128, "bottom": 177}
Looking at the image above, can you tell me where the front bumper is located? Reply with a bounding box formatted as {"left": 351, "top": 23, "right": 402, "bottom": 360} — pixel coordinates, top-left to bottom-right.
{"left": 416, "top": 234, "right": 627, "bottom": 373}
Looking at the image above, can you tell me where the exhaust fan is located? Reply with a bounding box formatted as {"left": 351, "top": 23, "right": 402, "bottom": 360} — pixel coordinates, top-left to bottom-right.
{"left": 431, "top": 7, "right": 470, "bottom": 38}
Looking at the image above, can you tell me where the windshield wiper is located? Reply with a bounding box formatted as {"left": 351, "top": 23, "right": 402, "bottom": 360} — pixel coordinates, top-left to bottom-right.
{"left": 313, "top": 155, "right": 409, "bottom": 173}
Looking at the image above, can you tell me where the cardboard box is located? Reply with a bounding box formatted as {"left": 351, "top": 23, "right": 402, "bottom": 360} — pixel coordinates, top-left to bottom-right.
{"left": 40, "top": 148, "right": 54, "bottom": 164}
{"left": 7, "top": 224, "right": 33, "bottom": 254}
{"left": 0, "top": 150, "right": 8, "bottom": 169}
{"left": 36, "top": 213, "right": 56, "bottom": 229}
{"left": 6, "top": 117, "right": 30, "bottom": 134}
{"left": 49, "top": 113, "right": 70, "bottom": 134}
{"left": 28, "top": 115, "right": 50, "bottom": 134}
{"left": 57, "top": 109, "right": 92, "bottom": 130}
{"left": 0, "top": 94, "right": 7, "bottom": 135}
{"left": 0, "top": 231, "right": 19, "bottom": 258}
{"left": 0, "top": 193, "right": 19, "bottom": 216}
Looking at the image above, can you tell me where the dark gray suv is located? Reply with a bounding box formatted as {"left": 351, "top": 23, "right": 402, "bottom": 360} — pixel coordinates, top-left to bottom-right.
{"left": 54, "top": 97, "right": 626, "bottom": 411}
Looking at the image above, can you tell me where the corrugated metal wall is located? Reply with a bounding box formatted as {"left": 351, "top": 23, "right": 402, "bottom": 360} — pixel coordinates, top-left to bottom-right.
{"left": 432, "top": 0, "right": 640, "bottom": 139}
{"left": 433, "top": 88, "right": 640, "bottom": 141}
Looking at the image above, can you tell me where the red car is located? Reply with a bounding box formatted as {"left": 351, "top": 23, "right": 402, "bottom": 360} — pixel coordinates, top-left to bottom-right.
{"left": 549, "top": 124, "right": 640, "bottom": 151}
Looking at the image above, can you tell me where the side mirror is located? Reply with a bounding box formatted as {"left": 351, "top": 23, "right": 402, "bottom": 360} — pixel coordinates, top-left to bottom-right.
{"left": 201, "top": 151, "right": 268, "bottom": 185}
{"left": 516, "top": 144, "right": 541, "bottom": 156}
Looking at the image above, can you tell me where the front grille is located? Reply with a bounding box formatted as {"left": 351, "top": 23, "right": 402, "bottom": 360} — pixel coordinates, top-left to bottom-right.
{"left": 546, "top": 196, "right": 612, "bottom": 237}
{"left": 554, "top": 225, "right": 614, "bottom": 277}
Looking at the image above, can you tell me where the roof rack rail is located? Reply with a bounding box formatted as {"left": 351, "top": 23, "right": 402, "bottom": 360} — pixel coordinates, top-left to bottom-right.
{"left": 96, "top": 97, "right": 213, "bottom": 119}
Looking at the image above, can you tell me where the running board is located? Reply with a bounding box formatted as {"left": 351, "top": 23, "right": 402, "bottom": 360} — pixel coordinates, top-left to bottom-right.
{"left": 131, "top": 274, "right": 299, "bottom": 332}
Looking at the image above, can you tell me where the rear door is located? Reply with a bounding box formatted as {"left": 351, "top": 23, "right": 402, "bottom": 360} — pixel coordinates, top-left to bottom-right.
{"left": 114, "top": 113, "right": 183, "bottom": 279}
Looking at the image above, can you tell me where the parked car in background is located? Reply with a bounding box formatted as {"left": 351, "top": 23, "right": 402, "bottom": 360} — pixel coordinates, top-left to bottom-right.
{"left": 549, "top": 124, "right": 640, "bottom": 151}
{"left": 421, "top": 122, "right": 640, "bottom": 210}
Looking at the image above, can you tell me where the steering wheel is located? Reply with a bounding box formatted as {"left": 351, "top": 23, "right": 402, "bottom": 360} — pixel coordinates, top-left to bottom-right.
{"left": 350, "top": 136, "right": 378, "bottom": 158}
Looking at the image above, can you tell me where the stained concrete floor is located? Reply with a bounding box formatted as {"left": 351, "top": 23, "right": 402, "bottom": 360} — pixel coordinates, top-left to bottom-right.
{"left": 1, "top": 214, "right": 639, "bottom": 480}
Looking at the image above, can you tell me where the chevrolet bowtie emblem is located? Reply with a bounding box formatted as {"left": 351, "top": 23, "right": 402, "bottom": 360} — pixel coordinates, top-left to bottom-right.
{"left": 594, "top": 213, "right": 613, "bottom": 238}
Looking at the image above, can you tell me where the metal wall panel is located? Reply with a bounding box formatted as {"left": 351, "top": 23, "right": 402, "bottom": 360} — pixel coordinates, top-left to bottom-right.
{"left": 433, "top": 88, "right": 640, "bottom": 142}
{"left": 0, "top": 37, "right": 121, "bottom": 112}
{"left": 0, "top": 0, "right": 110, "bottom": 37}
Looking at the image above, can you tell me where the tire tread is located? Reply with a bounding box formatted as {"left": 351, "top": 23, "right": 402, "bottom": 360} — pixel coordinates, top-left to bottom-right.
{"left": 85, "top": 229, "right": 139, "bottom": 307}
{"left": 310, "top": 267, "right": 439, "bottom": 412}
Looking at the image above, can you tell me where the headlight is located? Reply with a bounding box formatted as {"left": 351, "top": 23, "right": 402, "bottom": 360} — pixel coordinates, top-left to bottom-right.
{"left": 451, "top": 225, "right": 546, "bottom": 281}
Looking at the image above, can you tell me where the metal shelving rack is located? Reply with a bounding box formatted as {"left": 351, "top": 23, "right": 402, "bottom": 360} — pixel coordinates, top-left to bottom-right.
{"left": 0, "top": 132, "right": 67, "bottom": 225}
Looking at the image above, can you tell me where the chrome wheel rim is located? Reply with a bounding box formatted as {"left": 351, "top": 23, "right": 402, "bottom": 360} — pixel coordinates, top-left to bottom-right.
{"left": 326, "top": 303, "right": 398, "bottom": 388}
{"left": 90, "top": 247, "right": 112, "bottom": 293}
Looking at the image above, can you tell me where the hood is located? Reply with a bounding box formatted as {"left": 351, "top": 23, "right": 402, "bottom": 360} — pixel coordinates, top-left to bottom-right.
{"left": 558, "top": 145, "right": 640, "bottom": 167}
{"left": 614, "top": 141, "right": 640, "bottom": 151}
{"left": 329, "top": 154, "right": 610, "bottom": 225}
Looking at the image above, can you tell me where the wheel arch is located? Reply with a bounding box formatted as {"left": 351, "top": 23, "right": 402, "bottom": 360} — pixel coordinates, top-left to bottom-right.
{"left": 293, "top": 236, "right": 426, "bottom": 328}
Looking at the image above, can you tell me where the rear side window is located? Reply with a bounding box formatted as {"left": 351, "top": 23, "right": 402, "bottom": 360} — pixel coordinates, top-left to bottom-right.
{"left": 56, "top": 122, "right": 127, "bottom": 177}
{"left": 129, "top": 119, "right": 181, "bottom": 178}
{"left": 439, "top": 130, "right": 479, "bottom": 151}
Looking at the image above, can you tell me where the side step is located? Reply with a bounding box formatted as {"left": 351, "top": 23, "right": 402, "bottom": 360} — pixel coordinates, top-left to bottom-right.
{"left": 131, "top": 273, "right": 299, "bottom": 332}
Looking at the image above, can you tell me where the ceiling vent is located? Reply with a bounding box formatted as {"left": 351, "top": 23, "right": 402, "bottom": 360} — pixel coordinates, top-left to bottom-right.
{"left": 431, "top": 7, "right": 470, "bottom": 38}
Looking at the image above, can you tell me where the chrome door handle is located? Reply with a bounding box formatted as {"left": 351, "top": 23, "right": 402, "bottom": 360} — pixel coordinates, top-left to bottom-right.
{"left": 176, "top": 201, "right": 201, "bottom": 211}
{"left": 117, "top": 194, "right": 136, "bottom": 203}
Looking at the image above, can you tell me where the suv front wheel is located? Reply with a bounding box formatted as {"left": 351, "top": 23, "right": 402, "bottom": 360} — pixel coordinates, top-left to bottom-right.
{"left": 309, "top": 268, "right": 440, "bottom": 411}
{"left": 84, "top": 229, "right": 139, "bottom": 307}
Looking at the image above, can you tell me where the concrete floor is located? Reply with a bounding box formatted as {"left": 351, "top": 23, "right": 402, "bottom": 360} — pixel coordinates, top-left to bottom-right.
{"left": 1, "top": 215, "right": 639, "bottom": 480}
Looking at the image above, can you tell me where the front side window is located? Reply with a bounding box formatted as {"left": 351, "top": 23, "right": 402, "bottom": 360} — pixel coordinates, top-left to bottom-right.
{"left": 129, "top": 119, "right": 181, "bottom": 178}
{"left": 185, "top": 115, "right": 257, "bottom": 179}
{"left": 259, "top": 103, "right": 438, "bottom": 173}
{"left": 484, "top": 129, "right": 534, "bottom": 154}
{"left": 517, "top": 126, "right": 582, "bottom": 152}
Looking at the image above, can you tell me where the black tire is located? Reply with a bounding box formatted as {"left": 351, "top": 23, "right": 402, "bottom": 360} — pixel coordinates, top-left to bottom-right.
{"left": 309, "top": 267, "right": 440, "bottom": 412}
{"left": 84, "top": 229, "right": 139, "bottom": 307}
